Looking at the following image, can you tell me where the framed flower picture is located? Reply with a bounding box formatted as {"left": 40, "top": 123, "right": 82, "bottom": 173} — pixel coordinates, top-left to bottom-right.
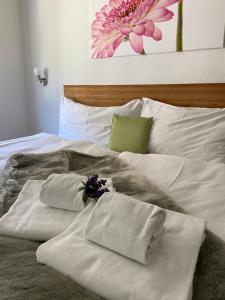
{"left": 91, "top": 0, "right": 225, "bottom": 58}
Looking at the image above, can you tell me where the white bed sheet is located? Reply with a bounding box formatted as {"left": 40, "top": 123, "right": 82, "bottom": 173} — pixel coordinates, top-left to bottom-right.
{"left": 119, "top": 152, "right": 225, "bottom": 241}
{"left": 1, "top": 134, "right": 225, "bottom": 242}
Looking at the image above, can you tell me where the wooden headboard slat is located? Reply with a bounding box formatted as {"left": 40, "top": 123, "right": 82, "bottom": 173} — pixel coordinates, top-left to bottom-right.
{"left": 64, "top": 83, "right": 225, "bottom": 108}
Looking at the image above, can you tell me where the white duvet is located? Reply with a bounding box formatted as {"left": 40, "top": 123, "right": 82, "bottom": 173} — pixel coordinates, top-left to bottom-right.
{"left": 0, "top": 133, "right": 225, "bottom": 242}
{"left": 37, "top": 200, "right": 205, "bottom": 300}
{"left": 120, "top": 152, "right": 225, "bottom": 241}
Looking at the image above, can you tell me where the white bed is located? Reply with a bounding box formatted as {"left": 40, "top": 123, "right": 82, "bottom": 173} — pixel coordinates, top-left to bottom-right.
{"left": 1, "top": 134, "right": 224, "bottom": 240}
{"left": 1, "top": 83, "right": 225, "bottom": 300}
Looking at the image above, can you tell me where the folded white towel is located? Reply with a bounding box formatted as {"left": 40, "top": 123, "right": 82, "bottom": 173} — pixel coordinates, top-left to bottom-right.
{"left": 37, "top": 201, "right": 206, "bottom": 300}
{"left": 85, "top": 192, "right": 166, "bottom": 265}
{"left": 39, "top": 173, "right": 86, "bottom": 211}
{"left": 40, "top": 173, "right": 115, "bottom": 212}
{"left": 0, "top": 180, "right": 79, "bottom": 241}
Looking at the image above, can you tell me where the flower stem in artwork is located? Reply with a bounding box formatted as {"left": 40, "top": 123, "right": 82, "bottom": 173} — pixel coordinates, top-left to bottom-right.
{"left": 176, "top": 1, "right": 183, "bottom": 52}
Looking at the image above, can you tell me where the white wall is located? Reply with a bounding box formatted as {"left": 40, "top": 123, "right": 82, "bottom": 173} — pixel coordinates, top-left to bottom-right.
{"left": 21, "top": 0, "right": 225, "bottom": 135}
{"left": 0, "top": 0, "right": 28, "bottom": 141}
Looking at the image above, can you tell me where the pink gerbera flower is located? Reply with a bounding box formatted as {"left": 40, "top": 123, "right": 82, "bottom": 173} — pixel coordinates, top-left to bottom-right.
{"left": 92, "top": 0, "right": 180, "bottom": 58}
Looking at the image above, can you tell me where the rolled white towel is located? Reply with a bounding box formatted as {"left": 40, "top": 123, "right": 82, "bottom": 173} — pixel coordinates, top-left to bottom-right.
{"left": 39, "top": 173, "right": 114, "bottom": 212}
{"left": 85, "top": 192, "right": 166, "bottom": 265}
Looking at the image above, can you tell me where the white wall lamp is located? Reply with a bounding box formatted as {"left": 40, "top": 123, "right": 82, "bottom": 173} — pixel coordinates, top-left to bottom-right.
{"left": 33, "top": 68, "right": 48, "bottom": 86}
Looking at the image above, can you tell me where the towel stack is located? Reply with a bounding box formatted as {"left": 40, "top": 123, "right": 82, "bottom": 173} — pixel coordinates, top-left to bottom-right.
{"left": 40, "top": 173, "right": 165, "bottom": 265}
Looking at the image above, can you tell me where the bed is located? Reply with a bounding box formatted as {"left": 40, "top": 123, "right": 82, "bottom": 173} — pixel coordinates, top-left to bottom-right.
{"left": 0, "top": 83, "right": 225, "bottom": 300}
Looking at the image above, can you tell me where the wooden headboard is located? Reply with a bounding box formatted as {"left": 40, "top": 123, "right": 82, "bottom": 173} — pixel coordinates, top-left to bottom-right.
{"left": 64, "top": 83, "right": 225, "bottom": 108}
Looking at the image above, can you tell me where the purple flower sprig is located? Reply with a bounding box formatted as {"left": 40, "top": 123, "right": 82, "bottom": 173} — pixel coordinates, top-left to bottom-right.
{"left": 79, "top": 175, "right": 109, "bottom": 203}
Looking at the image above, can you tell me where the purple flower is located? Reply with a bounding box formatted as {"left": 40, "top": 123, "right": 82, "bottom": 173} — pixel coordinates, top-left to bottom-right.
{"left": 80, "top": 175, "right": 110, "bottom": 202}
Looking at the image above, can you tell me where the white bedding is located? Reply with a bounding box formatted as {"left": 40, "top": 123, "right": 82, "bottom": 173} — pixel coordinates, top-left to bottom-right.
{"left": 1, "top": 133, "right": 225, "bottom": 242}
{"left": 141, "top": 98, "right": 225, "bottom": 163}
{"left": 120, "top": 152, "right": 225, "bottom": 241}
{"left": 59, "top": 97, "right": 142, "bottom": 144}
{"left": 1, "top": 133, "right": 224, "bottom": 300}
{"left": 37, "top": 200, "right": 205, "bottom": 300}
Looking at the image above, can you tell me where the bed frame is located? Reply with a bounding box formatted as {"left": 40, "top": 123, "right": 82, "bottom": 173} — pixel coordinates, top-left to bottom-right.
{"left": 64, "top": 83, "right": 225, "bottom": 108}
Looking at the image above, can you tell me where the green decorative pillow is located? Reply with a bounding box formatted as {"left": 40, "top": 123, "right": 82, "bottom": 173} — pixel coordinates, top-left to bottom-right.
{"left": 109, "top": 114, "right": 152, "bottom": 154}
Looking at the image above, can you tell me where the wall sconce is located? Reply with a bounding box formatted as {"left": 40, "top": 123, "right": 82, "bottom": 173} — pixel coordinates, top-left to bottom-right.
{"left": 33, "top": 68, "right": 48, "bottom": 86}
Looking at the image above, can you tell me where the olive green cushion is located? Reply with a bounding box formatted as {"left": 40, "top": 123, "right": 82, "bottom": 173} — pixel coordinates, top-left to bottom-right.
{"left": 109, "top": 114, "right": 152, "bottom": 154}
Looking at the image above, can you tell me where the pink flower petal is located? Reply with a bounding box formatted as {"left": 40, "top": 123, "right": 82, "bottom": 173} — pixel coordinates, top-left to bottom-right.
{"left": 92, "top": 39, "right": 98, "bottom": 49}
{"left": 120, "top": 26, "right": 132, "bottom": 35}
{"left": 137, "top": 19, "right": 147, "bottom": 26}
{"left": 133, "top": 25, "right": 146, "bottom": 36}
{"left": 101, "top": 5, "right": 111, "bottom": 14}
{"left": 92, "top": 20, "right": 104, "bottom": 31}
{"left": 144, "top": 20, "right": 155, "bottom": 37}
{"left": 129, "top": 32, "right": 144, "bottom": 53}
{"left": 147, "top": 8, "right": 174, "bottom": 22}
{"left": 112, "top": 36, "right": 124, "bottom": 50}
{"left": 95, "top": 44, "right": 115, "bottom": 58}
{"left": 109, "top": 0, "right": 123, "bottom": 9}
{"left": 152, "top": 26, "right": 162, "bottom": 41}
{"left": 92, "top": 31, "right": 123, "bottom": 58}
{"left": 92, "top": 29, "right": 104, "bottom": 38}
{"left": 95, "top": 12, "right": 106, "bottom": 22}
{"left": 106, "top": 45, "right": 115, "bottom": 57}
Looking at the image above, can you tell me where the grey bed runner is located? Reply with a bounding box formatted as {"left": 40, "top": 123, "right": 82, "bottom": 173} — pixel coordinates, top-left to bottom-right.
{"left": 0, "top": 150, "right": 224, "bottom": 300}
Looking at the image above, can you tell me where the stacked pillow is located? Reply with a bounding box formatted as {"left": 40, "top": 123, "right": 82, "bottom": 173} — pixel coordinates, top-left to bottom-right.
{"left": 141, "top": 99, "right": 225, "bottom": 163}
{"left": 59, "top": 95, "right": 225, "bottom": 163}
{"left": 40, "top": 173, "right": 166, "bottom": 266}
{"left": 58, "top": 97, "right": 143, "bottom": 145}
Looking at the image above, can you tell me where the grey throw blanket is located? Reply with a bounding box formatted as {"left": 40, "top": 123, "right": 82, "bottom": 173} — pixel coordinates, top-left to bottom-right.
{"left": 0, "top": 150, "right": 225, "bottom": 300}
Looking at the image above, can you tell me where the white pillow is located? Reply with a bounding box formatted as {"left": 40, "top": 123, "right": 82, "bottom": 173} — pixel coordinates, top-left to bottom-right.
{"left": 141, "top": 98, "right": 225, "bottom": 163}
{"left": 58, "top": 97, "right": 143, "bottom": 145}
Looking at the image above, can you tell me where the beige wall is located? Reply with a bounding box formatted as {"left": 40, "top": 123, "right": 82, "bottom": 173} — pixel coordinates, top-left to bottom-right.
{"left": 0, "top": 0, "right": 28, "bottom": 140}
